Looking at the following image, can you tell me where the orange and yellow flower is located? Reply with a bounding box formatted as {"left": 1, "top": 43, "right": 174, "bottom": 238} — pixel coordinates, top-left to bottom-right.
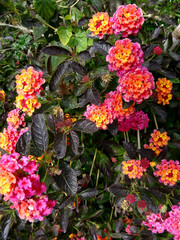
{"left": 88, "top": 12, "right": 113, "bottom": 39}
{"left": 0, "top": 89, "right": 5, "bottom": 102}
{"left": 0, "top": 164, "right": 16, "bottom": 195}
{"left": 155, "top": 78, "right": 173, "bottom": 105}
{"left": 154, "top": 159, "right": 180, "bottom": 186}
{"left": 144, "top": 130, "right": 170, "bottom": 156}
{"left": 122, "top": 159, "right": 147, "bottom": 179}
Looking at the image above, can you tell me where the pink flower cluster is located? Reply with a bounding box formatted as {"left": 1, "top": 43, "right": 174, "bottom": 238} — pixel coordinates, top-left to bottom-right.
{"left": 106, "top": 38, "right": 144, "bottom": 76}
{"left": 118, "top": 110, "right": 149, "bottom": 132}
{"left": 110, "top": 4, "right": 144, "bottom": 37}
{"left": 0, "top": 153, "right": 56, "bottom": 222}
{"left": 7, "top": 108, "right": 26, "bottom": 129}
{"left": 142, "top": 203, "right": 180, "bottom": 240}
{"left": 117, "top": 67, "right": 155, "bottom": 104}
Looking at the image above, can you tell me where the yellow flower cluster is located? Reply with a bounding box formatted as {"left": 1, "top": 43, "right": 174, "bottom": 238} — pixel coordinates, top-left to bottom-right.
{"left": 155, "top": 78, "right": 173, "bottom": 105}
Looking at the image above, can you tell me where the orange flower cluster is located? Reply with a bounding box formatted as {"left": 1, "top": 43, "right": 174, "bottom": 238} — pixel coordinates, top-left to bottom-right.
{"left": 154, "top": 159, "right": 180, "bottom": 186}
{"left": 84, "top": 103, "right": 114, "bottom": 130}
{"left": 88, "top": 12, "right": 113, "bottom": 39}
{"left": 0, "top": 164, "right": 16, "bottom": 195}
{"left": 155, "top": 78, "right": 173, "bottom": 105}
{"left": 15, "top": 67, "right": 45, "bottom": 116}
{"left": 144, "top": 130, "right": 170, "bottom": 156}
{"left": 122, "top": 160, "right": 147, "bottom": 179}
{"left": 7, "top": 109, "right": 26, "bottom": 129}
{"left": 0, "top": 89, "right": 5, "bottom": 102}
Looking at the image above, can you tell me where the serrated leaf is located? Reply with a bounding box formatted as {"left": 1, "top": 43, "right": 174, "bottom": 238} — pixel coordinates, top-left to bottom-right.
{"left": 50, "top": 61, "right": 70, "bottom": 92}
{"left": 75, "top": 84, "right": 89, "bottom": 97}
{"left": 85, "top": 86, "right": 100, "bottom": 106}
{"left": 60, "top": 209, "right": 68, "bottom": 233}
{"left": 169, "top": 51, "right": 179, "bottom": 61}
{"left": 75, "top": 31, "right": 87, "bottom": 53}
{"left": 78, "top": 94, "right": 89, "bottom": 107}
{"left": 78, "top": 50, "right": 91, "bottom": 60}
{"left": 89, "top": 0, "right": 102, "bottom": 11}
{"left": 79, "top": 189, "right": 98, "bottom": 199}
{"left": 109, "top": 184, "right": 129, "bottom": 197}
{"left": 54, "top": 162, "right": 78, "bottom": 196}
{"left": 58, "top": 196, "right": 74, "bottom": 210}
{"left": 71, "top": 7, "right": 84, "bottom": 23}
{"left": 123, "top": 141, "right": 137, "bottom": 159}
{"left": 54, "top": 132, "right": 67, "bottom": 159}
{"left": 137, "top": 149, "right": 154, "bottom": 161}
{"left": 85, "top": 209, "right": 104, "bottom": 219}
{"left": 15, "top": 130, "right": 31, "bottom": 156}
{"left": 93, "top": 41, "right": 112, "bottom": 56}
{"left": 31, "top": 114, "right": 48, "bottom": 153}
{"left": 141, "top": 194, "right": 159, "bottom": 213}
{"left": 1, "top": 214, "right": 13, "bottom": 240}
{"left": 33, "top": 0, "right": 56, "bottom": 20}
{"left": 72, "top": 119, "right": 99, "bottom": 133}
{"left": 41, "top": 46, "right": 71, "bottom": 56}
{"left": 159, "top": 69, "right": 176, "bottom": 78}
{"left": 108, "top": 119, "right": 118, "bottom": 136}
{"left": 47, "top": 114, "right": 55, "bottom": 133}
{"left": 96, "top": 152, "right": 113, "bottom": 179}
{"left": 115, "top": 219, "right": 124, "bottom": 233}
{"left": 69, "top": 130, "right": 79, "bottom": 154}
{"left": 57, "top": 26, "right": 72, "bottom": 46}
{"left": 60, "top": 95, "right": 78, "bottom": 109}
{"left": 71, "top": 61, "right": 88, "bottom": 76}
{"left": 150, "top": 27, "right": 161, "bottom": 40}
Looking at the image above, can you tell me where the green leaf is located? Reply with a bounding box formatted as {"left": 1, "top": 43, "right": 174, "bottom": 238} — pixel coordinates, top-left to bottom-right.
{"left": 60, "top": 209, "right": 68, "bottom": 233}
{"left": 57, "top": 26, "right": 72, "bottom": 46}
{"left": 169, "top": 78, "right": 180, "bottom": 83}
{"left": 72, "top": 119, "right": 99, "bottom": 133}
{"left": 1, "top": 214, "right": 13, "bottom": 240}
{"left": 85, "top": 86, "right": 100, "bottom": 106}
{"left": 54, "top": 162, "right": 78, "bottom": 196}
{"left": 71, "top": 7, "right": 84, "bottom": 23}
{"left": 96, "top": 152, "right": 113, "bottom": 179}
{"left": 89, "top": 0, "right": 102, "bottom": 11}
{"left": 31, "top": 114, "right": 48, "bottom": 153}
{"left": 79, "top": 189, "right": 98, "bottom": 199}
{"left": 33, "top": 0, "right": 56, "bottom": 20}
{"left": 108, "top": 184, "right": 129, "bottom": 197}
{"left": 75, "top": 30, "right": 87, "bottom": 53}
{"left": 33, "top": 25, "right": 48, "bottom": 40}
{"left": 60, "top": 95, "right": 78, "bottom": 109}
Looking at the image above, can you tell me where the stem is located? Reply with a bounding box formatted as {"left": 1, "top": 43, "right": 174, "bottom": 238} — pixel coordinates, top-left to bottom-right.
{"left": 95, "top": 169, "right": 100, "bottom": 189}
{"left": 70, "top": 0, "right": 80, "bottom": 8}
{"left": 36, "top": 18, "right": 57, "bottom": 32}
{"left": 137, "top": 130, "right": 141, "bottom": 160}
{"left": 109, "top": 205, "right": 114, "bottom": 222}
{"left": 89, "top": 148, "right": 98, "bottom": 177}
{"left": 81, "top": 131, "right": 84, "bottom": 147}
{"left": 153, "top": 113, "right": 159, "bottom": 130}
{"left": 123, "top": 132, "right": 127, "bottom": 142}
{"left": 0, "top": 22, "right": 33, "bottom": 33}
{"left": 126, "top": 131, "right": 129, "bottom": 142}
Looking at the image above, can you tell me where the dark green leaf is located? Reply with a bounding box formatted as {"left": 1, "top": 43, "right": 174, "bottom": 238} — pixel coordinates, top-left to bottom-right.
{"left": 58, "top": 196, "right": 74, "bottom": 210}
{"left": 123, "top": 141, "right": 137, "bottom": 159}
{"left": 15, "top": 129, "right": 31, "bottom": 156}
{"left": 78, "top": 17, "right": 90, "bottom": 27}
{"left": 158, "top": 145, "right": 168, "bottom": 159}
{"left": 89, "top": 0, "right": 102, "bottom": 11}
{"left": 47, "top": 56, "right": 52, "bottom": 75}
{"left": 31, "top": 114, "right": 48, "bottom": 153}
{"left": 122, "top": 99, "right": 134, "bottom": 109}
{"left": 169, "top": 51, "right": 179, "bottom": 61}
{"left": 1, "top": 214, "right": 13, "bottom": 240}
{"left": 0, "top": 148, "right": 8, "bottom": 156}
{"left": 75, "top": 84, "right": 89, "bottom": 97}
{"left": 78, "top": 50, "right": 91, "bottom": 60}
{"left": 33, "top": 0, "right": 56, "bottom": 20}
{"left": 60, "top": 96, "right": 78, "bottom": 109}
{"left": 149, "top": 61, "right": 161, "bottom": 71}
{"left": 110, "top": 233, "right": 122, "bottom": 239}
{"left": 89, "top": 225, "right": 98, "bottom": 240}
{"left": 54, "top": 132, "right": 67, "bottom": 159}
{"left": 154, "top": 105, "right": 167, "bottom": 122}
{"left": 85, "top": 86, "right": 100, "bottom": 106}
{"left": 159, "top": 69, "right": 176, "bottom": 78}
{"left": 169, "top": 78, "right": 180, "bottom": 83}
{"left": 78, "top": 94, "right": 89, "bottom": 107}
{"left": 108, "top": 119, "right": 118, "bottom": 136}
{"left": 85, "top": 209, "right": 104, "bottom": 219}
{"left": 71, "top": 7, "right": 84, "bottom": 23}
{"left": 121, "top": 233, "right": 133, "bottom": 240}
{"left": 41, "top": 46, "right": 71, "bottom": 56}
{"left": 167, "top": 33, "right": 173, "bottom": 50}
{"left": 50, "top": 61, "right": 70, "bottom": 92}
{"left": 115, "top": 219, "right": 124, "bottom": 233}
{"left": 72, "top": 119, "right": 99, "bottom": 133}
{"left": 137, "top": 149, "right": 154, "bottom": 161}
{"left": 79, "top": 189, "right": 98, "bottom": 199}
{"left": 109, "top": 184, "right": 129, "bottom": 197}
{"left": 60, "top": 209, "right": 68, "bottom": 233}
{"left": 96, "top": 152, "right": 113, "bottom": 179}
{"left": 150, "top": 27, "right": 161, "bottom": 41}
{"left": 71, "top": 61, "right": 88, "bottom": 76}
{"left": 54, "top": 162, "right": 78, "bottom": 196}
{"left": 57, "top": 26, "right": 72, "bottom": 46}
{"left": 69, "top": 130, "right": 79, "bottom": 154}
{"left": 141, "top": 194, "right": 159, "bottom": 213}
{"left": 93, "top": 41, "right": 112, "bottom": 56}
{"left": 47, "top": 114, "right": 55, "bottom": 133}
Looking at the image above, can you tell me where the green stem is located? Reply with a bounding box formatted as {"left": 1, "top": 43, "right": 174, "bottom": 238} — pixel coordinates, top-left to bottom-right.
{"left": 109, "top": 205, "right": 114, "bottom": 222}
{"left": 89, "top": 148, "right": 97, "bottom": 177}
{"left": 137, "top": 130, "right": 141, "bottom": 160}
{"left": 126, "top": 131, "right": 129, "bottom": 142}
{"left": 123, "top": 132, "right": 127, "bottom": 142}
{"left": 153, "top": 113, "right": 159, "bottom": 130}
{"left": 95, "top": 169, "right": 100, "bottom": 189}
{"left": 37, "top": 17, "right": 57, "bottom": 32}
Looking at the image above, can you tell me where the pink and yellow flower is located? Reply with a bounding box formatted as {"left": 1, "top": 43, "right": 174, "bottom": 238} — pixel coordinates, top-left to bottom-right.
{"left": 155, "top": 78, "right": 173, "bottom": 105}
{"left": 154, "top": 159, "right": 180, "bottom": 186}
{"left": 122, "top": 159, "right": 147, "bottom": 179}
{"left": 7, "top": 109, "right": 26, "bottom": 129}
{"left": 0, "top": 89, "right": 5, "bottom": 102}
{"left": 117, "top": 67, "right": 155, "bottom": 103}
{"left": 110, "top": 4, "right": 144, "bottom": 37}
{"left": 106, "top": 39, "right": 144, "bottom": 76}
{"left": 88, "top": 12, "right": 113, "bottom": 39}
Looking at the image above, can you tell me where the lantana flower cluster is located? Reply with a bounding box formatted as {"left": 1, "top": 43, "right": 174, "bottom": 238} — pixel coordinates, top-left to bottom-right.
{"left": 117, "top": 67, "right": 155, "bottom": 103}
{"left": 154, "top": 159, "right": 180, "bottom": 186}
{"left": 142, "top": 203, "right": 180, "bottom": 240}
{"left": 15, "top": 67, "right": 45, "bottom": 116}
{"left": 144, "top": 130, "right": 170, "bottom": 156}
{"left": 155, "top": 77, "right": 173, "bottom": 105}
{"left": 7, "top": 108, "right": 26, "bottom": 129}
{"left": 88, "top": 4, "right": 144, "bottom": 39}
{"left": 122, "top": 159, "right": 149, "bottom": 179}
{"left": 118, "top": 110, "right": 149, "bottom": 132}
{"left": 0, "top": 89, "right": 5, "bottom": 102}
{"left": 88, "top": 12, "right": 113, "bottom": 39}
{"left": 0, "top": 152, "right": 56, "bottom": 222}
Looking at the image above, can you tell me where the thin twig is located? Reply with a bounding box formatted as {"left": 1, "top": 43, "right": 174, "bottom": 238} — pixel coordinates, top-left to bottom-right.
{"left": 0, "top": 22, "right": 33, "bottom": 33}
{"left": 89, "top": 148, "right": 98, "bottom": 177}
{"left": 95, "top": 169, "right": 100, "bottom": 189}
{"left": 153, "top": 113, "right": 159, "bottom": 130}
{"left": 137, "top": 130, "right": 141, "bottom": 160}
